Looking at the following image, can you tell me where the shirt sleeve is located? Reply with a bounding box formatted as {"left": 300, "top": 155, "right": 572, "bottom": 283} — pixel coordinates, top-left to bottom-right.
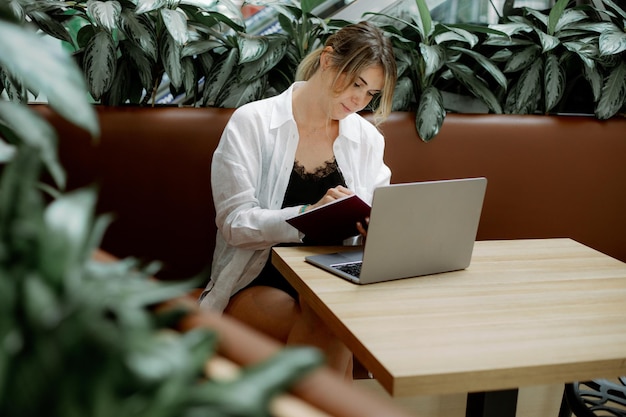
{"left": 211, "top": 106, "right": 302, "bottom": 250}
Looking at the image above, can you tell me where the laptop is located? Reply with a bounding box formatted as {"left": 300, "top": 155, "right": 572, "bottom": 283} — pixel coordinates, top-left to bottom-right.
{"left": 305, "top": 177, "right": 487, "bottom": 284}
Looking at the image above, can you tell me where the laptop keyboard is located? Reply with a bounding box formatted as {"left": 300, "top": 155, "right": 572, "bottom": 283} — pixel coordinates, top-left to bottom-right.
{"left": 333, "top": 262, "right": 362, "bottom": 278}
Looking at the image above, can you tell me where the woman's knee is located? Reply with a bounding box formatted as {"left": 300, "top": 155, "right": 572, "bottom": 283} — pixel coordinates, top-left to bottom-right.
{"left": 225, "top": 286, "right": 301, "bottom": 342}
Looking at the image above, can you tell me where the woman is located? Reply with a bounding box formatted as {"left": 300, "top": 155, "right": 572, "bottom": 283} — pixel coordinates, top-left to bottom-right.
{"left": 199, "top": 21, "right": 397, "bottom": 379}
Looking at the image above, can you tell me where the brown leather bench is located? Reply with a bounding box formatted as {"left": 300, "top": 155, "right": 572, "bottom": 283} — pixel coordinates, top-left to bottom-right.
{"left": 34, "top": 105, "right": 626, "bottom": 282}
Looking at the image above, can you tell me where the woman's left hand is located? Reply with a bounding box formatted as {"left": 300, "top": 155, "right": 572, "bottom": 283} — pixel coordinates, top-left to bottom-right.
{"left": 356, "top": 217, "right": 369, "bottom": 238}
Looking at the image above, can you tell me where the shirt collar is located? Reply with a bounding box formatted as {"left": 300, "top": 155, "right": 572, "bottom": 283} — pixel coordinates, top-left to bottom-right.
{"left": 269, "top": 81, "right": 364, "bottom": 143}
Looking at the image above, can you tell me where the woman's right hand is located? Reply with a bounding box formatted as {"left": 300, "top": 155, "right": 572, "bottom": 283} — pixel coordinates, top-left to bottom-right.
{"left": 305, "top": 185, "right": 354, "bottom": 212}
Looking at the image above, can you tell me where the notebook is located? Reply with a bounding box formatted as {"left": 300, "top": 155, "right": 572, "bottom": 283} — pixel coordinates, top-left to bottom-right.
{"left": 305, "top": 177, "right": 487, "bottom": 284}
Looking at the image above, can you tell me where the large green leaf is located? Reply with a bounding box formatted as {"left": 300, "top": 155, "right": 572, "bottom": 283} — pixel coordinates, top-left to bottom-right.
{"left": 119, "top": 9, "right": 158, "bottom": 61}
{"left": 435, "top": 25, "right": 478, "bottom": 48}
{"left": 120, "top": 40, "right": 154, "bottom": 92}
{"left": 238, "top": 34, "right": 288, "bottom": 82}
{"left": 599, "top": 27, "right": 626, "bottom": 56}
{"left": 416, "top": 86, "right": 445, "bottom": 142}
{"left": 181, "top": 56, "right": 196, "bottom": 98}
{"left": 86, "top": 0, "right": 121, "bottom": 34}
{"left": 449, "top": 45, "right": 508, "bottom": 90}
{"left": 237, "top": 34, "right": 269, "bottom": 65}
{"left": 544, "top": 52, "right": 565, "bottom": 112}
{"left": 504, "top": 45, "right": 541, "bottom": 73}
{"left": 554, "top": 9, "right": 587, "bottom": 33}
{"left": 161, "top": 33, "right": 183, "bottom": 89}
{"left": 84, "top": 30, "right": 117, "bottom": 100}
{"left": 0, "top": 21, "right": 98, "bottom": 137}
{"left": 448, "top": 62, "right": 503, "bottom": 114}
{"left": 596, "top": 61, "right": 626, "bottom": 119}
{"left": 581, "top": 60, "right": 603, "bottom": 102}
{"left": 134, "top": 0, "right": 169, "bottom": 15}
{"left": 202, "top": 47, "right": 238, "bottom": 107}
{"left": 0, "top": 102, "right": 65, "bottom": 189}
{"left": 547, "top": 0, "right": 569, "bottom": 35}
{"left": 391, "top": 76, "right": 413, "bottom": 112}
{"left": 217, "top": 76, "right": 265, "bottom": 108}
{"left": 419, "top": 44, "right": 444, "bottom": 78}
{"left": 510, "top": 59, "right": 543, "bottom": 114}
{"left": 414, "top": 0, "right": 433, "bottom": 41}
{"left": 27, "top": 10, "right": 74, "bottom": 44}
{"left": 182, "top": 39, "right": 222, "bottom": 57}
{"left": 534, "top": 29, "right": 559, "bottom": 53}
{"left": 161, "top": 8, "right": 189, "bottom": 46}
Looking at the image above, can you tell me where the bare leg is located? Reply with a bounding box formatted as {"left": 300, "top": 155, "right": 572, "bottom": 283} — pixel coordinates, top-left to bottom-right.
{"left": 224, "top": 286, "right": 353, "bottom": 379}
{"left": 224, "top": 286, "right": 299, "bottom": 343}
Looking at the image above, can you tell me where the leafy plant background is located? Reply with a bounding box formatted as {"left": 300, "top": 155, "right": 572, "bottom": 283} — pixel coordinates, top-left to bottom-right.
{"left": 0, "top": 4, "right": 323, "bottom": 416}
{"left": 6, "top": 0, "right": 625, "bottom": 142}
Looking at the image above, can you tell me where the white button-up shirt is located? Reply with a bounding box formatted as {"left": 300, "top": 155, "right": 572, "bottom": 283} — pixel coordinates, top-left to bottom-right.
{"left": 200, "top": 82, "right": 391, "bottom": 312}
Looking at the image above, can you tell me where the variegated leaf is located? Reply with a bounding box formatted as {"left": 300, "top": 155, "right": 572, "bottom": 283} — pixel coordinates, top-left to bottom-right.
{"left": 420, "top": 44, "right": 444, "bottom": 79}
{"left": 416, "top": 86, "right": 445, "bottom": 142}
{"left": 105, "top": 59, "right": 131, "bottom": 105}
{"left": 161, "top": 8, "right": 189, "bottom": 46}
{"left": 435, "top": 25, "right": 478, "bottom": 48}
{"left": 238, "top": 34, "right": 288, "bottom": 82}
{"left": 135, "top": 0, "right": 170, "bottom": 14}
{"left": 27, "top": 10, "right": 73, "bottom": 44}
{"left": 83, "top": 30, "right": 117, "bottom": 100}
{"left": 525, "top": 8, "right": 548, "bottom": 28}
{"left": 599, "top": 28, "right": 626, "bottom": 56}
{"left": 120, "top": 40, "right": 153, "bottom": 91}
{"left": 544, "top": 53, "right": 565, "bottom": 112}
{"left": 554, "top": 9, "right": 587, "bottom": 33}
{"left": 182, "top": 39, "right": 222, "bottom": 57}
{"left": 119, "top": 10, "right": 157, "bottom": 61}
{"left": 202, "top": 47, "right": 238, "bottom": 107}
{"left": 504, "top": 45, "right": 540, "bottom": 73}
{"left": 562, "top": 39, "right": 599, "bottom": 68}
{"left": 450, "top": 45, "right": 508, "bottom": 90}
{"left": 179, "top": 0, "right": 220, "bottom": 8}
{"left": 161, "top": 33, "right": 183, "bottom": 89}
{"left": 581, "top": 61, "right": 603, "bottom": 102}
{"left": 87, "top": 0, "right": 121, "bottom": 33}
{"left": 0, "top": 21, "right": 98, "bottom": 136}
{"left": 0, "top": 101, "right": 64, "bottom": 188}
{"left": 596, "top": 62, "right": 626, "bottom": 120}
{"left": 512, "top": 59, "right": 543, "bottom": 114}
{"left": 448, "top": 62, "right": 502, "bottom": 114}
{"left": 237, "top": 34, "right": 269, "bottom": 65}
{"left": 181, "top": 56, "right": 196, "bottom": 98}
{"left": 487, "top": 22, "right": 534, "bottom": 38}
{"left": 217, "top": 76, "right": 265, "bottom": 108}
{"left": 391, "top": 76, "right": 413, "bottom": 112}
{"left": 534, "top": 29, "right": 560, "bottom": 53}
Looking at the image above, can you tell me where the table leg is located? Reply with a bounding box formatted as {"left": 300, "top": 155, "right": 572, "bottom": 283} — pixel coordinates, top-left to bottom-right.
{"left": 465, "top": 389, "right": 519, "bottom": 417}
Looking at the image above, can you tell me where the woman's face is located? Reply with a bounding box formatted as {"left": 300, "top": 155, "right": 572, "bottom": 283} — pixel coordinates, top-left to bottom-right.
{"left": 328, "top": 65, "right": 385, "bottom": 120}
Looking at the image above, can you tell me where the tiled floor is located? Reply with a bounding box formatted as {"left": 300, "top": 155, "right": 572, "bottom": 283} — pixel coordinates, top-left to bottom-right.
{"left": 354, "top": 379, "right": 565, "bottom": 417}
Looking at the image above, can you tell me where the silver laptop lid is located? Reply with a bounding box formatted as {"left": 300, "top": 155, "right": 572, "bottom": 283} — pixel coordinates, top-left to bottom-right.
{"left": 358, "top": 177, "right": 487, "bottom": 284}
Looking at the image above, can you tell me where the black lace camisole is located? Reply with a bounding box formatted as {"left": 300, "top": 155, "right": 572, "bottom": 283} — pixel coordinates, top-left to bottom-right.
{"left": 246, "top": 157, "right": 347, "bottom": 299}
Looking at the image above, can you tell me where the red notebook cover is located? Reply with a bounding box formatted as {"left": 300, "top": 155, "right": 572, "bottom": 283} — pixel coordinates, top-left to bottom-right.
{"left": 286, "top": 194, "right": 371, "bottom": 243}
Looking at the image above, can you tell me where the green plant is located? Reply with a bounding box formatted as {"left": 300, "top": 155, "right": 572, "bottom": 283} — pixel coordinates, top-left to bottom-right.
{"left": 0, "top": 7, "right": 323, "bottom": 416}
{"left": 484, "top": 0, "right": 626, "bottom": 118}
{"left": 18, "top": 0, "right": 251, "bottom": 105}
{"left": 367, "top": 0, "right": 508, "bottom": 141}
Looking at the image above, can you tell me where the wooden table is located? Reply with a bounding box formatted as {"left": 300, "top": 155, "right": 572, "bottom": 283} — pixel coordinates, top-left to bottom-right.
{"left": 272, "top": 238, "right": 626, "bottom": 417}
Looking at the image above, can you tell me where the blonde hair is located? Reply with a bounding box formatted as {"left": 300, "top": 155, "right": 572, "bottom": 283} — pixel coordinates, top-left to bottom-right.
{"left": 296, "top": 21, "right": 397, "bottom": 125}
